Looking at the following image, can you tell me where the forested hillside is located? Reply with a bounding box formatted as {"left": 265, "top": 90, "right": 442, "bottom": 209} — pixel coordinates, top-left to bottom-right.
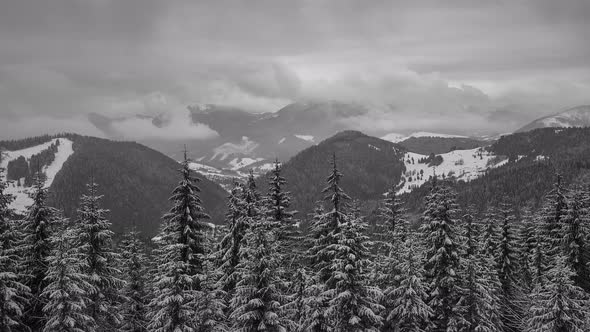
{"left": 402, "top": 128, "right": 590, "bottom": 213}
{"left": 278, "top": 130, "right": 405, "bottom": 217}
{"left": 1, "top": 134, "right": 227, "bottom": 236}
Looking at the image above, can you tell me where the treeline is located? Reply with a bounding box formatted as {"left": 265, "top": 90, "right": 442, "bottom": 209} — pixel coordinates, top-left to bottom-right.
{"left": 1, "top": 151, "right": 589, "bottom": 331}
{"left": 0, "top": 134, "right": 57, "bottom": 152}
{"left": 6, "top": 140, "right": 60, "bottom": 186}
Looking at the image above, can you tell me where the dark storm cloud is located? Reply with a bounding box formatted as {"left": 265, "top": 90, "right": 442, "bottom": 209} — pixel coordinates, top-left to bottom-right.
{"left": 1, "top": 0, "right": 589, "bottom": 138}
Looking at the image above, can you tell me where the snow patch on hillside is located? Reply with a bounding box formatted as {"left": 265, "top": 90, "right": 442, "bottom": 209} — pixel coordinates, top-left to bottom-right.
{"left": 211, "top": 136, "right": 258, "bottom": 161}
{"left": 228, "top": 157, "right": 265, "bottom": 171}
{"left": 294, "top": 134, "right": 314, "bottom": 142}
{"left": 0, "top": 138, "right": 74, "bottom": 213}
{"left": 398, "top": 147, "right": 505, "bottom": 194}
{"left": 380, "top": 133, "right": 406, "bottom": 143}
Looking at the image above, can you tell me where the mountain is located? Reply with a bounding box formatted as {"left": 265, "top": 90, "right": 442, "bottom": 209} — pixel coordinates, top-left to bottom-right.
{"left": 278, "top": 127, "right": 590, "bottom": 220}
{"left": 0, "top": 134, "right": 227, "bottom": 237}
{"left": 276, "top": 130, "right": 405, "bottom": 217}
{"left": 401, "top": 127, "right": 590, "bottom": 213}
{"left": 516, "top": 105, "right": 590, "bottom": 133}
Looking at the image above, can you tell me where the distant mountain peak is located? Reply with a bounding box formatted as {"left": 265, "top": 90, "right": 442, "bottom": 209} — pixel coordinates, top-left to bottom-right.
{"left": 516, "top": 105, "right": 590, "bottom": 133}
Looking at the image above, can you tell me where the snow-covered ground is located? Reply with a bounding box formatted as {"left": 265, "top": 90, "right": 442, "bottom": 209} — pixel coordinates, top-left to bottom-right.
{"left": 0, "top": 138, "right": 74, "bottom": 212}
{"left": 398, "top": 147, "right": 507, "bottom": 194}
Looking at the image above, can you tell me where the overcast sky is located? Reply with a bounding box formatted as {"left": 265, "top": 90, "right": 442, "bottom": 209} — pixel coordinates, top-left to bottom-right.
{"left": 1, "top": 0, "right": 590, "bottom": 139}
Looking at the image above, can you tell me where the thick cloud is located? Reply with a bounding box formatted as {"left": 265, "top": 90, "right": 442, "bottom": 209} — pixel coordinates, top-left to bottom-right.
{"left": 1, "top": 0, "right": 589, "bottom": 138}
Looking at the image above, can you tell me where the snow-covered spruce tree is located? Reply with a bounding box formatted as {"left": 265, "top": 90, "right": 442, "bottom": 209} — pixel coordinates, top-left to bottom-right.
{"left": 0, "top": 169, "right": 30, "bottom": 331}
{"left": 118, "top": 229, "right": 149, "bottom": 332}
{"left": 516, "top": 207, "right": 537, "bottom": 293}
{"left": 379, "top": 185, "right": 408, "bottom": 245}
{"left": 265, "top": 159, "right": 301, "bottom": 259}
{"left": 148, "top": 151, "right": 212, "bottom": 331}
{"left": 265, "top": 159, "right": 296, "bottom": 228}
{"left": 525, "top": 255, "right": 590, "bottom": 332}
{"left": 538, "top": 174, "right": 569, "bottom": 258}
{"left": 42, "top": 227, "right": 96, "bottom": 332}
{"left": 196, "top": 255, "right": 227, "bottom": 332}
{"left": 384, "top": 234, "right": 431, "bottom": 332}
{"left": 495, "top": 202, "right": 525, "bottom": 332}
{"left": 561, "top": 187, "right": 590, "bottom": 291}
{"left": 21, "top": 174, "right": 62, "bottom": 330}
{"left": 216, "top": 181, "right": 247, "bottom": 295}
{"left": 229, "top": 217, "right": 292, "bottom": 331}
{"left": 480, "top": 209, "right": 500, "bottom": 263}
{"left": 284, "top": 267, "right": 310, "bottom": 329}
{"left": 302, "top": 155, "right": 352, "bottom": 332}
{"left": 323, "top": 216, "right": 383, "bottom": 331}
{"left": 420, "top": 178, "right": 462, "bottom": 332}
{"left": 456, "top": 211, "right": 503, "bottom": 332}
{"left": 309, "top": 153, "right": 351, "bottom": 285}
{"left": 373, "top": 186, "right": 409, "bottom": 289}
{"left": 244, "top": 170, "right": 262, "bottom": 222}
{"left": 301, "top": 204, "right": 332, "bottom": 332}
{"left": 75, "top": 181, "right": 124, "bottom": 330}
{"left": 531, "top": 227, "right": 549, "bottom": 286}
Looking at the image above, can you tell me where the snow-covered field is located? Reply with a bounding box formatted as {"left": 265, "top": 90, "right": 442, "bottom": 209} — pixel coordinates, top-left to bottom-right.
{"left": 0, "top": 138, "right": 74, "bottom": 212}
{"left": 398, "top": 147, "right": 507, "bottom": 194}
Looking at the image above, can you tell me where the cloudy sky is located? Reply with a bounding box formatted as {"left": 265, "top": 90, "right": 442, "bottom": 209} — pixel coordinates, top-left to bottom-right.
{"left": 1, "top": 0, "right": 590, "bottom": 139}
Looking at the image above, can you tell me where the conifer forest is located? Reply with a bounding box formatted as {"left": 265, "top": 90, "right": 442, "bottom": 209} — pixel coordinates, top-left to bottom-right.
{"left": 1, "top": 150, "right": 589, "bottom": 332}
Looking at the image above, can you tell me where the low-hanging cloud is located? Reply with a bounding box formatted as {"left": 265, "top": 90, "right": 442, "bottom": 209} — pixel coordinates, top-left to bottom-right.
{"left": 1, "top": 0, "right": 590, "bottom": 139}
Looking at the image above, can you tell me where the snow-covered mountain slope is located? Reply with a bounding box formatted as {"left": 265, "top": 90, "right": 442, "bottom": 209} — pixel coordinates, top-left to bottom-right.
{"left": 398, "top": 147, "right": 507, "bottom": 194}
{"left": 0, "top": 138, "right": 74, "bottom": 212}
{"left": 381, "top": 131, "right": 467, "bottom": 143}
{"left": 516, "top": 105, "right": 590, "bottom": 133}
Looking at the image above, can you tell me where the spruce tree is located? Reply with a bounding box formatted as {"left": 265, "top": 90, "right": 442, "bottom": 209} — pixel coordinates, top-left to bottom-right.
{"left": 379, "top": 185, "right": 408, "bottom": 245}
{"left": 75, "top": 181, "right": 124, "bottom": 330}
{"left": 374, "top": 186, "right": 409, "bottom": 290}
{"left": 265, "top": 159, "right": 296, "bottom": 227}
{"left": 303, "top": 155, "right": 352, "bottom": 332}
{"left": 302, "top": 204, "right": 332, "bottom": 332}
{"left": 216, "top": 181, "right": 247, "bottom": 295}
{"left": 284, "top": 267, "right": 310, "bottom": 329}
{"left": 538, "top": 174, "right": 568, "bottom": 258}
{"left": 309, "top": 154, "right": 350, "bottom": 284}
{"left": 384, "top": 235, "right": 431, "bottom": 332}
{"left": 42, "top": 227, "right": 96, "bottom": 332}
{"left": 457, "top": 211, "right": 503, "bottom": 332}
{"left": 561, "top": 187, "right": 590, "bottom": 291}
{"left": 526, "top": 255, "right": 590, "bottom": 332}
{"left": 0, "top": 169, "right": 30, "bottom": 331}
{"left": 495, "top": 202, "right": 525, "bottom": 332}
{"left": 265, "top": 159, "right": 298, "bottom": 260}
{"left": 196, "top": 256, "right": 227, "bottom": 332}
{"left": 229, "top": 217, "right": 291, "bottom": 331}
{"left": 148, "top": 151, "right": 212, "bottom": 331}
{"left": 516, "top": 207, "right": 537, "bottom": 293}
{"left": 420, "top": 178, "right": 462, "bottom": 332}
{"left": 323, "top": 217, "right": 383, "bottom": 331}
{"left": 119, "top": 229, "right": 149, "bottom": 332}
{"left": 21, "top": 174, "right": 61, "bottom": 330}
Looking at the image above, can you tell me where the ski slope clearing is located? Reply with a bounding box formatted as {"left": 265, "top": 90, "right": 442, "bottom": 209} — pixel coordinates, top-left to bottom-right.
{"left": 398, "top": 147, "right": 507, "bottom": 194}
{"left": 0, "top": 138, "right": 74, "bottom": 212}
